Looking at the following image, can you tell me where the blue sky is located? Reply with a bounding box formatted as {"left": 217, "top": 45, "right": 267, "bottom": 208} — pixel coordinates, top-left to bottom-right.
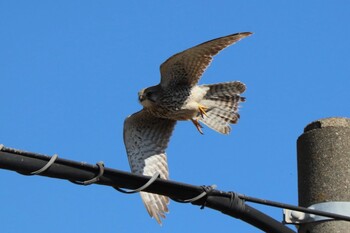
{"left": 1, "top": 1, "right": 349, "bottom": 232}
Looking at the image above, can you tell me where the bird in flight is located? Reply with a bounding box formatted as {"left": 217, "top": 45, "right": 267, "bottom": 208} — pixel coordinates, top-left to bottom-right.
{"left": 123, "top": 32, "right": 252, "bottom": 224}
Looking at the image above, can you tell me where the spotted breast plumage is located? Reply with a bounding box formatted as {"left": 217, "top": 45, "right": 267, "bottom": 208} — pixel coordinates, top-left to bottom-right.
{"left": 123, "top": 32, "right": 252, "bottom": 224}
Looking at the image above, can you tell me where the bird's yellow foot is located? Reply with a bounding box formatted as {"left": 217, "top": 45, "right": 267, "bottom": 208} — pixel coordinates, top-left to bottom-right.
{"left": 198, "top": 104, "right": 208, "bottom": 118}
{"left": 191, "top": 118, "right": 204, "bottom": 135}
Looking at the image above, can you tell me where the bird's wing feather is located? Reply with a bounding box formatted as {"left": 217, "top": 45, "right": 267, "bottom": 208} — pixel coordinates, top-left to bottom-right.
{"left": 123, "top": 110, "right": 176, "bottom": 224}
{"left": 159, "top": 32, "right": 252, "bottom": 88}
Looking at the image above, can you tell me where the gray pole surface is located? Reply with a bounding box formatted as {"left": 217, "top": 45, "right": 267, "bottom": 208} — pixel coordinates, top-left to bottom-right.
{"left": 297, "top": 117, "right": 350, "bottom": 233}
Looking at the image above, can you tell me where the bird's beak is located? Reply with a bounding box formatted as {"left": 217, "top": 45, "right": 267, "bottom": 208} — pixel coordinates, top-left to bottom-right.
{"left": 138, "top": 89, "right": 145, "bottom": 102}
{"left": 139, "top": 94, "right": 145, "bottom": 102}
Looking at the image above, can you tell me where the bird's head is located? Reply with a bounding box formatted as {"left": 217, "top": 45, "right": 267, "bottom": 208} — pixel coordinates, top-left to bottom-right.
{"left": 138, "top": 85, "right": 161, "bottom": 108}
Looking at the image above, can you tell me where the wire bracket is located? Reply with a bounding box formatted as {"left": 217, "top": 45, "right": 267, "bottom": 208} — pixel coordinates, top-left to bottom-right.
{"left": 70, "top": 161, "right": 105, "bottom": 185}
{"left": 18, "top": 153, "right": 59, "bottom": 176}
{"left": 114, "top": 172, "right": 160, "bottom": 194}
{"left": 284, "top": 201, "right": 350, "bottom": 224}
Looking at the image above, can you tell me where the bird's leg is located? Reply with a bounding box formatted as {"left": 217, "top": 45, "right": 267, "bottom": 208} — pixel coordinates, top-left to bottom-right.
{"left": 198, "top": 104, "right": 208, "bottom": 118}
{"left": 191, "top": 118, "right": 204, "bottom": 135}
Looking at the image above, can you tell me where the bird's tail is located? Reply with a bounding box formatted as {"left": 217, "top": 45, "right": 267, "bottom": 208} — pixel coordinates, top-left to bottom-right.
{"left": 199, "top": 81, "right": 246, "bottom": 134}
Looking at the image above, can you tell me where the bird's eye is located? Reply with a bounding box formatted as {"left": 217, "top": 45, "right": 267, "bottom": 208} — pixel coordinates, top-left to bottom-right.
{"left": 146, "top": 91, "right": 153, "bottom": 98}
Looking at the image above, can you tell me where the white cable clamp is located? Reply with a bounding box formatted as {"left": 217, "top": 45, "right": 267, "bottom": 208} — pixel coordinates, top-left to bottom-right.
{"left": 284, "top": 201, "right": 350, "bottom": 224}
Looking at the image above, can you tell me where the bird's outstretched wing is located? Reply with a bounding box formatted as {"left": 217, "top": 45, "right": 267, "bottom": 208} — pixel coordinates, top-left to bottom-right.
{"left": 123, "top": 110, "right": 176, "bottom": 224}
{"left": 159, "top": 32, "right": 252, "bottom": 89}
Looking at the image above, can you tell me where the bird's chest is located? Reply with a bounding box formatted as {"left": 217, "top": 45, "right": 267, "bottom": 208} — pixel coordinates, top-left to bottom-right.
{"left": 148, "top": 86, "right": 206, "bottom": 120}
{"left": 148, "top": 106, "right": 196, "bottom": 120}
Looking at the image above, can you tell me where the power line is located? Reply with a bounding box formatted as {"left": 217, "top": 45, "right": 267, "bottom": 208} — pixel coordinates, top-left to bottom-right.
{"left": 0, "top": 144, "right": 297, "bottom": 232}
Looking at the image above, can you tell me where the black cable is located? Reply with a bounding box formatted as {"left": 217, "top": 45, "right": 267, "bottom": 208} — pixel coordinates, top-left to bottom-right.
{"left": 0, "top": 145, "right": 296, "bottom": 233}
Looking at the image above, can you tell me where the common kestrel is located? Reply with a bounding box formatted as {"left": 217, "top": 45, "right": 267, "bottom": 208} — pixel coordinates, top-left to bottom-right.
{"left": 123, "top": 32, "right": 252, "bottom": 224}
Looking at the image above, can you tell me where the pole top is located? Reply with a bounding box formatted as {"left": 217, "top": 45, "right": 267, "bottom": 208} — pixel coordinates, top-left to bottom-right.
{"left": 304, "top": 117, "right": 350, "bottom": 133}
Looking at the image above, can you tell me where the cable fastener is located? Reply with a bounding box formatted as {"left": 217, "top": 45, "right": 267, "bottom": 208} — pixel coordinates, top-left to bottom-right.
{"left": 18, "top": 154, "right": 58, "bottom": 176}
{"left": 284, "top": 201, "right": 350, "bottom": 224}
{"left": 70, "top": 161, "right": 105, "bottom": 185}
{"left": 172, "top": 184, "right": 217, "bottom": 208}
{"left": 114, "top": 172, "right": 160, "bottom": 194}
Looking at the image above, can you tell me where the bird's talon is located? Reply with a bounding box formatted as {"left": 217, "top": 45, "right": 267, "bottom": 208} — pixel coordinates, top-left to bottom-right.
{"left": 198, "top": 105, "right": 208, "bottom": 118}
{"left": 191, "top": 119, "right": 204, "bottom": 134}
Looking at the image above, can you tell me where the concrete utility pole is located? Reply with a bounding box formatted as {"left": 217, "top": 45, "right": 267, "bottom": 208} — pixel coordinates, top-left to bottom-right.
{"left": 297, "top": 117, "right": 350, "bottom": 233}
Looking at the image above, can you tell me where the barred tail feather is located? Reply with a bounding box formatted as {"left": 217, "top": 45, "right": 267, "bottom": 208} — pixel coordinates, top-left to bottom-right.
{"left": 199, "top": 81, "right": 246, "bottom": 134}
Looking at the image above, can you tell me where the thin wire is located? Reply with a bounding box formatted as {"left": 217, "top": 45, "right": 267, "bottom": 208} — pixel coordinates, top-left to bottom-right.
{"left": 237, "top": 193, "right": 350, "bottom": 222}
